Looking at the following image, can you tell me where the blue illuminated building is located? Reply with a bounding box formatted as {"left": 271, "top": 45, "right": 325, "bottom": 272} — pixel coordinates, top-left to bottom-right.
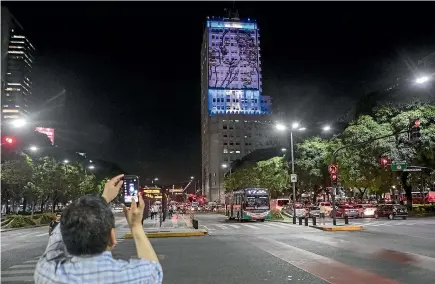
{"left": 201, "top": 12, "right": 281, "bottom": 203}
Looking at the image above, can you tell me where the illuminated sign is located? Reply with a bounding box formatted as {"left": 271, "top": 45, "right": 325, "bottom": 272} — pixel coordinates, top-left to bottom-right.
{"left": 35, "top": 127, "right": 54, "bottom": 145}
{"left": 208, "top": 22, "right": 261, "bottom": 90}
{"left": 143, "top": 189, "right": 161, "bottom": 194}
{"left": 207, "top": 21, "right": 257, "bottom": 30}
{"left": 246, "top": 188, "right": 268, "bottom": 195}
{"left": 169, "top": 189, "right": 184, "bottom": 193}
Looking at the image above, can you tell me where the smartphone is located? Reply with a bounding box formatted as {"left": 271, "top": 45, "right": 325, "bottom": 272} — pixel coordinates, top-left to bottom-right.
{"left": 122, "top": 175, "right": 139, "bottom": 206}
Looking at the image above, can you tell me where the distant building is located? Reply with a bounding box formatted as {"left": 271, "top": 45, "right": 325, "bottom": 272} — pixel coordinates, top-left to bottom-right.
{"left": 200, "top": 11, "right": 286, "bottom": 202}
{"left": 1, "top": 7, "right": 35, "bottom": 122}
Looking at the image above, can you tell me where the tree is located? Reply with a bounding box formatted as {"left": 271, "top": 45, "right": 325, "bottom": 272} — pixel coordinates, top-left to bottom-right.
{"left": 1, "top": 154, "right": 33, "bottom": 213}
{"left": 295, "top": 137, "right": 334, "bottom": 202}
{"left": 256, "top": 157, "right": 289, "bottom": 198}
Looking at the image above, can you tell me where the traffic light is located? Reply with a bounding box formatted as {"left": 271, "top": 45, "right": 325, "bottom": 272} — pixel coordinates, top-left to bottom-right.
{"left": 331, "top": 173, "right": 338, "bottom": 186}
{"left": 409, "top": 119, "right": 421, "bottom": 142}
{"left": 2, "top": 136, "right": 16, "bottom": 147}
{"left": 379, "top": 156, "right": 389, "bottom": 167}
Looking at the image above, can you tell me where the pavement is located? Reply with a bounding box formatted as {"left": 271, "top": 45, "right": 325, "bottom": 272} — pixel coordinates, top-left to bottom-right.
{"left": 1, "top": 213, "right": 435, "bottom": 283}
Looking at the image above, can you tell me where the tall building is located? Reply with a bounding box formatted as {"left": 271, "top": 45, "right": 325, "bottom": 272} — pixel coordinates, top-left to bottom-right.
{"left": 201, "top": 12, "right": 285, "bottom": 202}
{"left": 1, "top": 7, "right": 35, "bottom": 122}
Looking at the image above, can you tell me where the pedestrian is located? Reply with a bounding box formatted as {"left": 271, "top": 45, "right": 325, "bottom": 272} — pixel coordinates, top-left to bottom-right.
{"left": 34, "top": 174, "right": 163, "bottom": 284}
{"left": 319, "top": 203, "right": 326, "bottom": 225}
{"left": 48, "top": 213, "right": 61, "bottom": 236}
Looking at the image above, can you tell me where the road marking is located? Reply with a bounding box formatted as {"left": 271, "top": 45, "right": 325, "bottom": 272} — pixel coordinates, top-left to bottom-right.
{"left": 35, "top": 233, "right": 48, "bottom": 237}
{"left": 228, "top": 224, "right": 240, "bottom": 229}
{"left": 215, "top": 224, "right": 228, "bottom": 230}
{"left": 267, "top": 223, "right": 287, "bottom": 228}
{"left": 241, "top": 224, "right": 259, "bottom": 229}
{"left": 0, "top": 276, "right": 33, "bottom": 282}
{"left": 250, "top": 237, "right": 400, "bottom": 284}
{"left": 1, "top": 269, "right": 35, "bottom": 275}
{"left": 10, "top": 264, "right": 36, "bottom": 269}
{"left": 23, "top": 260, "right": 38, "bottom": 264}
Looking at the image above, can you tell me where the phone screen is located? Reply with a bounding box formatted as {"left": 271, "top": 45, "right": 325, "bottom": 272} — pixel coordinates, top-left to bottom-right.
{"left": 123, "top": 175, "right": 139, "bottom": 204}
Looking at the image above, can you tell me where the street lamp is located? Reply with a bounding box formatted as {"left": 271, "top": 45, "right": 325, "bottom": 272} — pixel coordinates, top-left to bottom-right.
{"left": 63, "top": 160, "right": 69, "bottom": 164}
{"left": 29, "top": 145, "right": 38, "bottom": 152}
{"left": 190, "top": 176, "right": 194, "bottom": 180}
{"left": 88, "top": 165, "right": 95, "bottom": 170}
{"left": 276, "top": 122, "right": 305, "bottom": 224}
{"left": 416, "top": 76, "right": 430, "bottom": 84}
{"left": 323, "top": 125, "right": 331, "bottom": 132}
{"left": 281, "top": 148, "right": 287, "bottom": 152}
{"left": 10, "top": 118, "right": 27, "bottom": 128}
{"left": 222, "top": 163, "right": 228, "bottom": 169}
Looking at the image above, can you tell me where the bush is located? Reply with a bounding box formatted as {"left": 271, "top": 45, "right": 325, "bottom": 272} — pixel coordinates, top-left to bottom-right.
{"left": 36, "top": 213, "right": 55, "bottom": 225}
{"left": 3, "top": 215, "right": 36, "bottom": 228}
{"left": 271, "top": 210, "right": 284, "bottom": 220}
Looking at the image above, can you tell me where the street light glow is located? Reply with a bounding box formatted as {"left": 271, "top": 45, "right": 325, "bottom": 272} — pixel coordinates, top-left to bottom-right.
{"left": 323, "top": 125, "right": 331, "bottom": 131}
{"left": 222, "top": 163, "right": 228, "bottom": 168}
{"left": 298, "top": 127, "right": 306, "bottom": 131}
{"left": 416, "top": 76, "right": 429, "bottom": 84}
{"left": 29, "top": 145, "right": 38, "bottom": 152}
{"left": 154, "top": 177, "right": 159, "bottom": 181}
{"left": 291, "top": 122, "right": 299, "bottom": 129}
{"left": 10, "top": 119, "right": 26, "bottom": 128}
{"left": 88, "top": 165, "right": 95, "bottom": 170}
{"left": 63, "top": 160, "right": 69, "bottom": 164}
{"left": 281, "top": 148, "right": 287, "bottom": 152}
{"left": 275, "top": 123, "right": 287, "bottom": 131}
{"left": 190, "top": 176, "right": 194, "bottom": 180}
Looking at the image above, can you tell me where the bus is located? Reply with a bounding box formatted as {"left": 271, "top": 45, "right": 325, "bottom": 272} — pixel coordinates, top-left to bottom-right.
{"left": 225, "top": 188, "right": 271, "bottom": 222}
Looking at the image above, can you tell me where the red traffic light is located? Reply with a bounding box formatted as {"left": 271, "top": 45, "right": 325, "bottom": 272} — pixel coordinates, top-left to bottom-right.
{"left": 414, "top": 120, "right": 420, "bottom": 127}
{"left": 331, "top": 174, "right": 337, "bottom": 181}
{"left": 380, "top": 157, "right": 389, "bottom": 167}
{"left": 3, "top": 136, "right": 15, "bottom": 144}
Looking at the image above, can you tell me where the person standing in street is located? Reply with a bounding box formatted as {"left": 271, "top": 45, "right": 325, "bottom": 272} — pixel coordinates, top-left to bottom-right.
{"left": 34, "top": 174, "right": 163, "bottom": 284}
{"left": 319, "top": 204, "right": 327, "bottom": 225}
{"left": 48, "top": 213, "right": 61, "bottom": 236}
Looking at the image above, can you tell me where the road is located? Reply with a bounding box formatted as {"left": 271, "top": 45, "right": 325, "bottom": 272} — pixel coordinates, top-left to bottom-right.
{"left": 1, "top": 213, "right": 435, "bottom": 283}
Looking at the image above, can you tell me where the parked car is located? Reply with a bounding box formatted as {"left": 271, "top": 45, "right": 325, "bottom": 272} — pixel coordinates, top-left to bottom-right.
{"left": 355, "top": 204, "right": 377, "bottom": 218}
{"left": 376, "top": 204, "right": 408, "bottom": 220}
{"left": 308, "top": 206, "right": 320, "bottom": 218}
{"left": 333, "top": 205, "right": 359, "bottom": 218}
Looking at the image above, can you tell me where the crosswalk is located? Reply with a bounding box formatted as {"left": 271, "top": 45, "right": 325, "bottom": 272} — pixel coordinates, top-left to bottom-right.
{"left": 204, "top": 222, "right": 299, "bottom": 231}
{"left": 351, "top": 220, "right": 435, "bottom": 227}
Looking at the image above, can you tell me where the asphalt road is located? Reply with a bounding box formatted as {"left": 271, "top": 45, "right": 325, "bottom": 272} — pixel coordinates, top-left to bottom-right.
{"left": 1, "top": 213, "right": 435, "bottom": 283}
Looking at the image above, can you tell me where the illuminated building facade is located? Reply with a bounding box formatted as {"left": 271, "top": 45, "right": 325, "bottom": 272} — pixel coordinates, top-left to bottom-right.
{"left": 1, "top": 7, "right": 35, "bottom": 121}
{"left": 201, "top": 13, "right": 284, "bottom": 202}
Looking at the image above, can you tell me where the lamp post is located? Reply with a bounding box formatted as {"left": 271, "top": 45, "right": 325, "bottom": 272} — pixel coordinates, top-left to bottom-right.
{"left": 276, "top": 122, "right": 332, "bottom": 224}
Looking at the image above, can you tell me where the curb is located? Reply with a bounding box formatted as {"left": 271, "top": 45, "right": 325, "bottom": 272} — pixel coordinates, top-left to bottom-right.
{"left": 124, "top": 230, "right": 208, "bottom": 239}
{"left": 310, "top": 225, "right": 363, "bottom": 231}
{"left": 1, "top": 224, "right": 47, "bottom": 232}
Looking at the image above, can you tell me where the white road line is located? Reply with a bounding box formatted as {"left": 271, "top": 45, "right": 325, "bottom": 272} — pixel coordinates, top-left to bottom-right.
{"left": 10, "top": 264, "right": 36, "bottom": 269}
{"left": 241, "top": 224, "right": 259, "bottom": 229}
{"left": 35, "top": 233, "right": 48, "bottom": 237}
{"left": 23, "top": 260, "right": 38, "bottom": 264}
{"left": 267, "top": 223, "right": 288, "bottom": 228}
{"left": 1, "top": 269, "right": 35, "bottom": 275}
{"left": 215, "top": 224, "right": 228, "bottom": 230}
{"left": 228, "top": 224, "right": 240, "bottom": 229}
{"left": 0, "top": 276, "right": 33, "bottom": 282}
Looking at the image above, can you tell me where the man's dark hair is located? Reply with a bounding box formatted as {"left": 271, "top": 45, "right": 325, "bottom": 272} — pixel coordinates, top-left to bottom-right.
{"left": 61, "top": 194, "right": 115, "bottom": 256}
{"left": 55, "top": 213, "right": 62, "bottom": 217}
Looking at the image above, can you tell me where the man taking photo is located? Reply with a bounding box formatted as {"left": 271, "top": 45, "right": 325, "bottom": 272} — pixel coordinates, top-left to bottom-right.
{"left": 34, "top": 174, "right": 163, "bottom": 284}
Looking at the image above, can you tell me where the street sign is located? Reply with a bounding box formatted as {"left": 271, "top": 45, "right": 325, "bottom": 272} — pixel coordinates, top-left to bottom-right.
{"left": 328, "top": 164, "right": 338, "bottom": 174}
{"left": 290, "top": 174, "right": 297, "bottom": 183}
{"left": 391, "top": 161, "right": 407, "bottom": 171}
{"left": 403, "top": 168, "right": 422, "bottom": 172}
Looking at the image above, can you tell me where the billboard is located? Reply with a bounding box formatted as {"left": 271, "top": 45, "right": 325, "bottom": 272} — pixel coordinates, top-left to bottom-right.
{"left": 207, "top": 22, "right": 261, "bottom": 90}
{"left": 35, "top": 127, "right": 54, "bottom": 145}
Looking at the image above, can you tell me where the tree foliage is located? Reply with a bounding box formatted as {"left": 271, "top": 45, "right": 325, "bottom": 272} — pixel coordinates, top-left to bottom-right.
{"left": 1, "top": 154, "right": 104, "bottom": 213}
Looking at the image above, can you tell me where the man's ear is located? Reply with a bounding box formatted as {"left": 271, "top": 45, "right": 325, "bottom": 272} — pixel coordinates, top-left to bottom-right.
{"left": 109, "top": 228, "right": 117, "bottom": 248}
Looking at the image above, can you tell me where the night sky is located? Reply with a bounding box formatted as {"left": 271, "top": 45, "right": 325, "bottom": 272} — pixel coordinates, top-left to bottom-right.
{"left": 4, "top": 1, "right": 435, "bottom": 184}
